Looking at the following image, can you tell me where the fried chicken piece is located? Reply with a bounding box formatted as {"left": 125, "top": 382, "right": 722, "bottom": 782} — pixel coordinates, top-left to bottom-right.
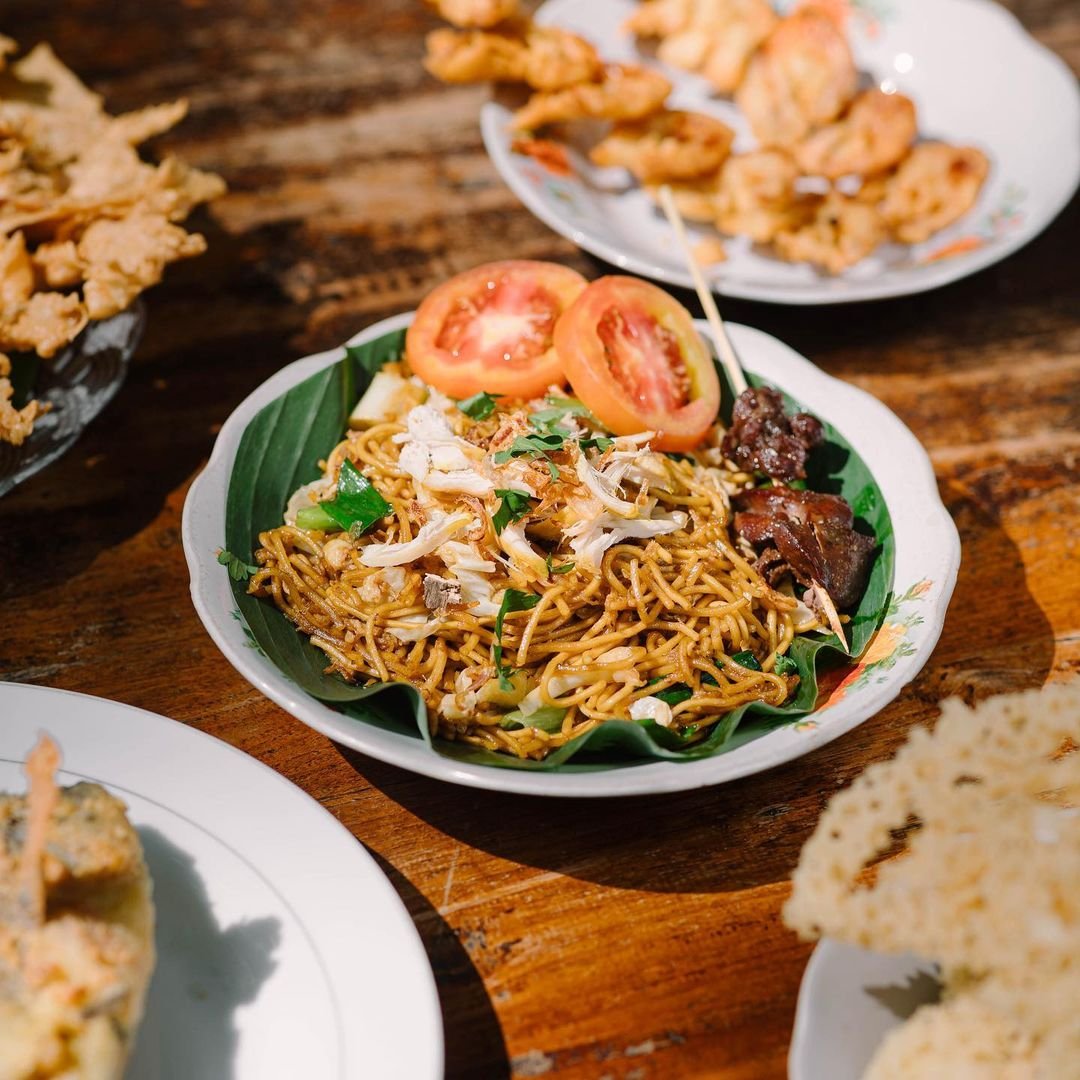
{"left": 590, "top": 109, "right": 734, "bottom": 182}
{"left": 715, "top": 149, "right": 802, "bottom": 242}
{"left": 881, "top": 142, "right": 990, "bottom": 243}
{"left": 646, "top": 174, "right": 723, "bottom": 223}
{"left": 78, "top": 211, "right": 207, "bottom": 320}
{"left": 424, "top": 0, "right": 518, "bottom": 28}
{"left": 735, "top": 9, "right": 857, "bottom": 148}
{"left": 796, "top": 90, "right": 917, "bottom": 179}
{"left": 773, "top": 191, "right": 885, "bottom": 273}
{"left": 0, "top": 354, "right": 44, "bottom": 447}
{"left": 629, "top": 0, "right": 778, "bottom": 94}
{"left": 512, "top": 63, "right": 672, "bottom": 131}
{"left": 424, "top": 25, "right": 601, "bottom": 90}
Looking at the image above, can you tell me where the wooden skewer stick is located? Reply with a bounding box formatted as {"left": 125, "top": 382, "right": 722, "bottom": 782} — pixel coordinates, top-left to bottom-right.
{"left": 657, "top": 183, "right": 747, "bottom": 396}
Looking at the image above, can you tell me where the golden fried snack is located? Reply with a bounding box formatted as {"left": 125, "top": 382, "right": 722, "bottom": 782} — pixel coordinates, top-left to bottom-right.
{"left": 881, "top": 141, "right": 990, "bottom": 243}
{"left": 735, "top": 9, "right": 857, "bottom": 148}
{"left": 646, "top": 174, "right": 722, "bottom": 223}
{"left": 714, "top": 149, "right": 801, "bottom": 243}
{"left": 0, "top": 354, "right": 43, "bottom": 447}
{"left": 424, "top": 0, "right": 518, "bottom": 29}
{"left": 590, "top": 109, "right": 734, "bottom": 182}
{"left": 628, "top": 0, "right": 777, "bottom": 94}
{"left": 773, "top": 192, "right": 885, "bottom": 273}
{"left": 796, "top": 89, "right": 917, "bottom": 179}
{"left": 0, "top": 38, "right": 223, "bottom": 441}
{"left": 424, "top": 25, "right": 601, "bottom": 91}
{"left": 512, "top": 63, "right": 672, "bottom": 131}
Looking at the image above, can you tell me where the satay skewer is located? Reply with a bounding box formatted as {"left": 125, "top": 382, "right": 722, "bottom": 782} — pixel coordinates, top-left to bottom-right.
{"left": 657, "top": 182, "right": 747, "bottom": 396}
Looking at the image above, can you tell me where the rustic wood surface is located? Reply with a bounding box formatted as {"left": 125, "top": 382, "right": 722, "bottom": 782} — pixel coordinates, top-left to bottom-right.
{"left": 1, "top": 1, "right": 1077, "bottom": 1076}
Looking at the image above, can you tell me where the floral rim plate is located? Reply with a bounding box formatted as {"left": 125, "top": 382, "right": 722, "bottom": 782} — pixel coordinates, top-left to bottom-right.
{"left": 182, "top": 312, "right": 959, "bottom": 797}
{"left": 790, "top": 939, "right": 940, "bottom": 1079}
{"left": 481, "top": 0, "right": 1080, "bottom": 305}
{"left": 0, "top": 302, "right": 145, "bottom": 497}
{"left": 0, "top": 682, "right": 443, "bottom": 1080}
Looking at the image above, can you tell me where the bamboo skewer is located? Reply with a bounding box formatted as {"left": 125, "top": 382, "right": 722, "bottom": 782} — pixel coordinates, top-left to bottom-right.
{"left": 656, "top": 183, "right": 747, "bottom": 396}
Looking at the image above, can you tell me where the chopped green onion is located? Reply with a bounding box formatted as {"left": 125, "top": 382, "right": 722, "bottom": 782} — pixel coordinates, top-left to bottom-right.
{"left": 295, "top": 504, "right": 339, "bottom": 531}
{"left": 645, "top": 677, "right": 694, "bottom": 707}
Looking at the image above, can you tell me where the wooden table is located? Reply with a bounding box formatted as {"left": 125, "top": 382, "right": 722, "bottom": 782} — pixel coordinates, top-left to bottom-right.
{"left": 2, "top": 2, "right": 1077, "bottom": 1076}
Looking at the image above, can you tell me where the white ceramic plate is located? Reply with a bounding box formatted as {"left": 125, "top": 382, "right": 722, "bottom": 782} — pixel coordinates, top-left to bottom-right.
{"left": 183, "top": 312, "right": 959, "bottom": 797}
{"left": 0, "top": 682, "right": 443, "bottom": 1080}
{"left": 790, "top": 939, "right": 940, "bottom": 1079}
{"left": 481, "top": 0, "right": 1080, "bottom": 305}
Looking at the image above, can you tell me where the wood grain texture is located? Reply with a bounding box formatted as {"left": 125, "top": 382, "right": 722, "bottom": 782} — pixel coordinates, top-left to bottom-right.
{"left": 1, "top": 1, "right": 1078, "bottom": 1076}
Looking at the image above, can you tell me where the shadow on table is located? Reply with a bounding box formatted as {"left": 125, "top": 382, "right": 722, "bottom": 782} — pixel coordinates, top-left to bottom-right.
{"left": 130, "top": 827, "right": 281, "bottom": 1080}
{"left": 366, "top": 849, "right": 511, "bottom": 1080}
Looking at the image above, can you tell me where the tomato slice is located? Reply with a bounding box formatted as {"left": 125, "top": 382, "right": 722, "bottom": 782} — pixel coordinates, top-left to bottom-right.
{"left": 553, "top": 276, "right": 720, "bottom": 451}
{"left": 406, "top": 260, "right": 588, "bottom": 399}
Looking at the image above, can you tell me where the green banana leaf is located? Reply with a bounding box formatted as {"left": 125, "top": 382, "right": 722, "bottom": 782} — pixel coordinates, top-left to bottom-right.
{"left": 225, "top": 327, "right": 894, "bottom": 771}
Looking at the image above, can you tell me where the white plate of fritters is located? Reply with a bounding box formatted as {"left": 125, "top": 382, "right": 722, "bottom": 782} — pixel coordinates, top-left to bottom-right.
{"left": 481, "top": 0, "right": 1080, "bottom": 304}
{"left": 0, "top": 683, "right": 443, "bottom": 1080}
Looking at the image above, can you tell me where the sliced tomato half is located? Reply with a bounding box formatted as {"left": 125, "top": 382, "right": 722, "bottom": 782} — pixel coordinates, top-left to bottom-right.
{"left": 406, "top": 260, "right": 588, "bottom": 399}
{"left": 553, "top": 276, "right": 720, "bottom": 451}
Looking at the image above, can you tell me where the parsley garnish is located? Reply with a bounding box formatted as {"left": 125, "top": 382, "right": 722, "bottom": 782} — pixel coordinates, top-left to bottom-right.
{"left": 529, "top": 396, "right": 597, "bottom": 433}
{"left": 218, "top": 549, "right": 259, "bottom": 581}
{"left": 493, "top": 589, "right": 541, "bottom": 690}
{"left": 773, "top": 653, "right": 799, "bottom": 675}
{"left": 296, "top": 459, "right": 391, "bottom": 536}
{"left": 493, "top": 431, "right": 566, "bottom": 479}
{"left": 457, "top": 391, "right": 500, "bottom": 420}
{"left": 545, "top": 553, "right": 576, "bottom": 576}
{"left": 579, "top": 436, "right": 613, "bottom": 452}
{"left": 492, "top": 488, "right": 534, "bottom": 535}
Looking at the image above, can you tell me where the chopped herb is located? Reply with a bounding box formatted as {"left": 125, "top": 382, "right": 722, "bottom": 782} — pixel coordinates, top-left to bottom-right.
{"left": 493, "top": 431, "right": 565, "bottom": 479}
{"left": 645, "top": 676, "right": 694, "bottom": 707}
{"left": 457, "top": 391, "right": 500, "bottom": 420}
{"left": 500, "top": 705, "right": 565, "bottom": 732}
{"left": 773, "top": 653, "right": 799, "bottom": 676}
{"left": 492, "top": 488, "right": 534, "bottom": 535}
{"left": 307, "top": 459, "right": 392, "bottom": 535}
{"left": 579, "top": 436, "right": 613, "bottom": 453}
{"left": 551, "top": 560, "right": 575, "bottom": 575}
{"left": 218, "top": 549, "right": 259, "bottom": 582}
{"left": 730, "top": 650, "right": 763, "bottom": 671}
{"left": 683, "top": 723, "right": 699, "bottom": 737}
{"left": 493, "top": 589, "right": 541, "bottom": 690}
{"left": 529, "top": 396, "right": 597, "bottom": 432}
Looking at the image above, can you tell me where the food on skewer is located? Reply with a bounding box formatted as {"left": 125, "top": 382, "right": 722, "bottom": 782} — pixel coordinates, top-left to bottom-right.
{"left": 512, "top": 63, "right": 672, "bottom": 130}
{"left": 589, "top": 109, "right": 735, "bottom": 182}
{"left": 424, "top": 25, "right": 601, "bottom": 90}
{"left": 735, "top": 9, "right": 857, "bottom": 148}
{"left": 0, "top": 736, "right": 155, "bottom": 1079}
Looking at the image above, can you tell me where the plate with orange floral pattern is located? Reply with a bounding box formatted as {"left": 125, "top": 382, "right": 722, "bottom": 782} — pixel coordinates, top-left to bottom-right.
{"left": 482, "top": 0, "right": 1079, "bottom": 304}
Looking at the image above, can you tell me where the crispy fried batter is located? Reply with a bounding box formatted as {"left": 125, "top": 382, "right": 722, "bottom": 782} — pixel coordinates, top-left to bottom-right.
{"left": 881, "top": 141, "right": 990, "bottom": 243}
{"left": 796, "top": 89, "right": 917, "bottom": 179}
{"left": 0, "top": 354, "right": 44, "bottom": 447}
{"left": 0, "top": 37, "right": 222, "bottom": 442}
{"left": 646, "top": 174, "right": 723, "bottom": 223}
{"left": 773, "top": 191, "right": 885, "bottom": 273}
{"left": 590, "top": 108, "right": 734, "bottom": 182}
{"left": 512, "top": 63, "right": 672, "bottom": 131}
{"left": 735, "top": 9, "right": 857, "bottom": 147}
{"left": 424, "top": 25, "right": 601, "bottom": 90}
{"left": 424, "top": 0, "right": 518, "bottom": 29}
{"left": 628, "top": 0, "right": 777, "bottom": 94}
{"left": 714, "top": 149, "right": 801, "bottom": 243}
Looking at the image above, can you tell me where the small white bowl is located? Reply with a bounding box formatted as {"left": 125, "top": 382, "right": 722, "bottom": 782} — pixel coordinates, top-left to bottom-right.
{"left": 790, "top": 939, "right": 940, "bottom": 1080}
{"left": 482, "top": 0, "right": 1080, "bottom": 305}
{"left": 182, "top": 313, "right": 959, "bottom": 797}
